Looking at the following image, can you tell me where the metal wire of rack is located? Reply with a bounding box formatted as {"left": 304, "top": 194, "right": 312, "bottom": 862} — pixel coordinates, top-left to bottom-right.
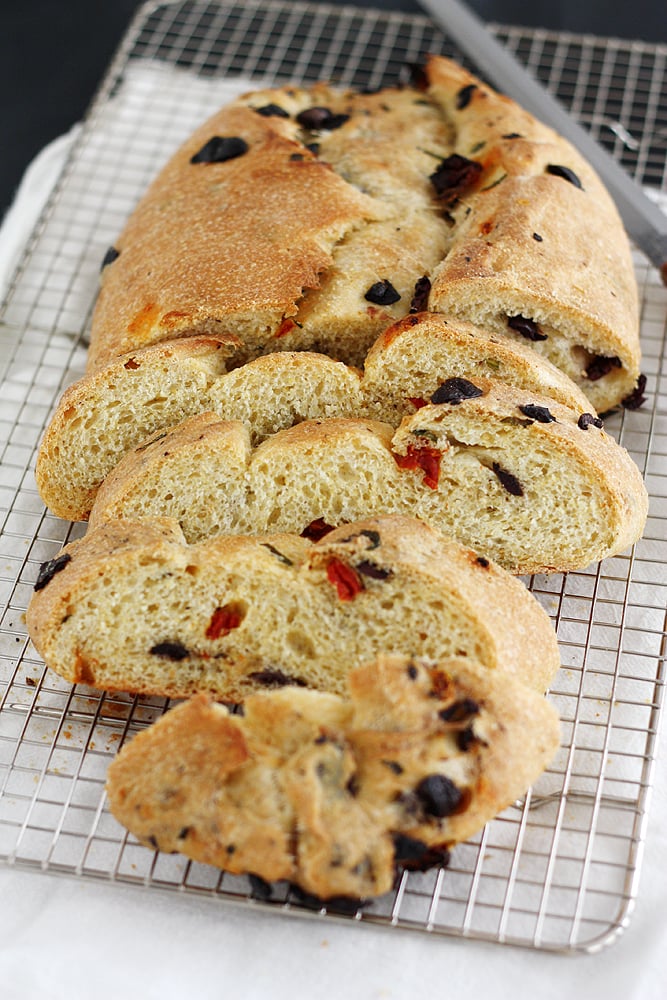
{"left": 1, "top": 0, "right": 666, "bottom": 954}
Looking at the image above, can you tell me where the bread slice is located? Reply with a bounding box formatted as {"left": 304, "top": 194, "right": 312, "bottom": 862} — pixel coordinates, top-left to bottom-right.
{"left": 25, "top": 515, "right": 561, "bottom": 699}
{"left": 106, "top": 653, "right": 560, "bottom": 901}
{"left": 35, "top": 314, "right": 593, "bottom": 522}
{"left": 86, "top": 55, "right": 640, "bottom": 412}
{"left": 87, "top": 379, "right": 648, "bottom": 574}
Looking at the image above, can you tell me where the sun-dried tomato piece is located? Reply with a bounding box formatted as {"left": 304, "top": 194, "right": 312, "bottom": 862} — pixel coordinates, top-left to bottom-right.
{"left": 275, "top": 317, "right": 301, "bottom": 338}
{"left": 326, "top": 558, "right": 364, "bottom": 601}
{"left": 301, "top": 518, "right": 335, "bottom": 541}
{"left": 205, "top": 603, "right": 244, "bottom": 640}
{"left": 408, "top": 396, "right": 427, "bottom": 410}
{"left": 430, "top": 154, "right": 483, "bottom": 205}
{"left": 393, "top": 444, "right": 442, "bottom": 490}
{"left": 409, "top": 275, "right": 431, "bottom": 312}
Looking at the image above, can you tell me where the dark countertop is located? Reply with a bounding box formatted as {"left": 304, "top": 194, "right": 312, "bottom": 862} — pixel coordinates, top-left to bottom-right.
{"left": 2, "top": 0, "right": 666, "bottom": 219}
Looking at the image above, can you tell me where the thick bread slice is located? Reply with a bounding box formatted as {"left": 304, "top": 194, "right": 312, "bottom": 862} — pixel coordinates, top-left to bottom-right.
{"left": 36, "top": 314, "right": 592, "bottom": 522}
{"left": 88, "top": 381, "right": 648, "bottom": 574}
{"left": 87, "top": 56, "right": 640, "bottom": 412}
{"left": 106, "top": 653, "right": 560, "bottom": 900}
{"left": 25, "top": 515, "right": 561, "bottom": 698}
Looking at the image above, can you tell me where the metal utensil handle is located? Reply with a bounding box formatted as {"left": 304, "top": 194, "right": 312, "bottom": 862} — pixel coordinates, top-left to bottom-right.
{"left": 419, "top": 0, "right": 667, "bottom": 279}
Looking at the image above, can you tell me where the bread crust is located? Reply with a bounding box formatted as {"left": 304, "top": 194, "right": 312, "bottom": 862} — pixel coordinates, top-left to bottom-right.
{"left": 85, "top": 56, "right": 640, "bottom": 412}
{"left": 105, "top": 654, "right": 560, "bottom": 900}
{"left": 25, "top": 515, "right": 561, "bottom": 698}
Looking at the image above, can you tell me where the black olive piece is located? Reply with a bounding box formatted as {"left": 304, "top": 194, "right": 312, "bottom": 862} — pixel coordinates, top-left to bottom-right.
{"left": 409, "top": 275, "right": 431, "bottom": 313}
{"left": 355, "top": 560, "right": 392, "bottom": 580}
{"left": 502, "top": 132, "right": 523, "bottom": 139}
{"left": 254, "top": 103, "right": 290, "bottom": 118}
{"left": 190, "top": 136, "right": 249, "bottom": 164}
{"left": 364, "top": 279, "right": 401, "bottom": 306}
{"left": 248, "top": 874, "right": 273, "bottom": 901}
{"left": 621, "top": 374, "right": 647, "bottom": 410}
{"left": 507, "top": 314, "right": 547, "bottom": 341}
{"left": 456, "top": 84, "right": 477, "bottom": 109}
{"left": 382, "top": 760, "right": 404, "bottom": 775}
{"left": 578, "top": 412, "right": 604, "bottom": 430}
{"left": 407, "top": 663, "right": 419, "bottom": 680}
{"left": 585, "top": 355, "right": 622, "bottom": 382}
{"left": 296, "top": 107, "right": 350, "bottom": 131}
{"left": 430, "top": 377, "right": 484, "bottom": 405}
{"left": 491, "top": 462, "right": 524, "bottom": 496}
{"left": 34, "top": 553, "right": 71, "bottom": 591}
{"left": 392, "top": 833, "right": 451, "bottom": 872}
{"left": 414, "top": 774, "right": 463, "bottom": 818}
{"left": 457, "top": 726, "right": 477, "bottom": 752}
{"left": 289, "top": 884, "right": 364, "bottom": 913}
{"left": 519, "top": 404, "right": 557, "bottom": 423}
{"left": 439, "top": 698, "right": 480, "bottom": 723}
{"left": 101, "top": 246, "right": 120, "bottom": 270}
{"left": 247, "top": 668, "right": 308, "bottom": 688}
{"left": 149, "top": 641, "right": 189, "bottom": 661}
{"left": 476, "top": 555, "right": 490, "bottom": 568}
{"left": 404, "top": 61, "right": 429, "bottom": 91}
{"left": 260, "top": 542, "right": 293, "bottom": 565}
{"left": 546, "top": 164, "right": 583, "bottom": 189}
{"left": 532, "top": 232, "right": 543, "bottom": 242}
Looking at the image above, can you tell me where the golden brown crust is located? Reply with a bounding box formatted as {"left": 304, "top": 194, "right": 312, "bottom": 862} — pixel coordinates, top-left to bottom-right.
{"left": 25, "top": 514, "right": 562, "bottom": 699}
{"left": 105, "top": 653, "right": 560, "bottom": 900}
{"left": 85, "top": 56, "right": 640, "bottom": 412}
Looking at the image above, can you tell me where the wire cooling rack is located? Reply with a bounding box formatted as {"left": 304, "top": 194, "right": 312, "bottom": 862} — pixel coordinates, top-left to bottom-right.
{"left": 1, "top": 0, "right": 666, "bottom": 954}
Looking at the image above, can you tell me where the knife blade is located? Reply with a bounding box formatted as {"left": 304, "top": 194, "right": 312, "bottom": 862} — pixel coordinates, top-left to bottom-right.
{"left": 418, "top": 0, "right": 667, "bottom": 282}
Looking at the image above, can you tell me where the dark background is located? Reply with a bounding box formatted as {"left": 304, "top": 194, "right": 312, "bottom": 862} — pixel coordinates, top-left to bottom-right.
{"left": 1, "top": 0, "right": 666, "bottom": 219}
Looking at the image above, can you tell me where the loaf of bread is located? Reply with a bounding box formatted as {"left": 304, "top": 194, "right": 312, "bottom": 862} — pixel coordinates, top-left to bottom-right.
{"left": 87, "top": 55, "right": 641, "bottom": 412}
{"left": 25, "top": 515, "right": 561, "bottom": 700}
{"left": 106, "top": 653, "right": 560, "bottom": 901}
{"left": 35, "top": 312, "right": 594, "bottom": 523}
{"left": 87, "top": 378, "right": 648, "bottom": 574}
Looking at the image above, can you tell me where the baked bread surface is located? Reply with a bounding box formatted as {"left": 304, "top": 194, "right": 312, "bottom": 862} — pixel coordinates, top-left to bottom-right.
{"left": 106, "top": 653, "right": 560, "bottom": 900}
{"left": 87, "top": 55, "right": 641, "bottom": 412}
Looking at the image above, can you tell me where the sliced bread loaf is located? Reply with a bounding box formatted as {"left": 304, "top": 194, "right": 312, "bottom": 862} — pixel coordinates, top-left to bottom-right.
{"left": 87, "top": 379, "right": 648, "bottom": 574}
{"left": 25, "top": 515, "right": 561, "bottom": 699}
{"left": 106, "top": 653, "right": 560, "bottom": 900}
{"left": 36, "top": 314, "right": 593, "bottom": 522}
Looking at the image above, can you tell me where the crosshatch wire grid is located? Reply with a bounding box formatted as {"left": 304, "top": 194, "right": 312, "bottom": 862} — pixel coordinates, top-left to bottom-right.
{"left": 1, "top": 0, "right": 666, "bottom": 954}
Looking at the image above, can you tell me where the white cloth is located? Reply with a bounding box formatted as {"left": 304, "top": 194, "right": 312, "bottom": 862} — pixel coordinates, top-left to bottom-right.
{"left": 0, "top": 63, "right": 666, "bottom": 1000}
